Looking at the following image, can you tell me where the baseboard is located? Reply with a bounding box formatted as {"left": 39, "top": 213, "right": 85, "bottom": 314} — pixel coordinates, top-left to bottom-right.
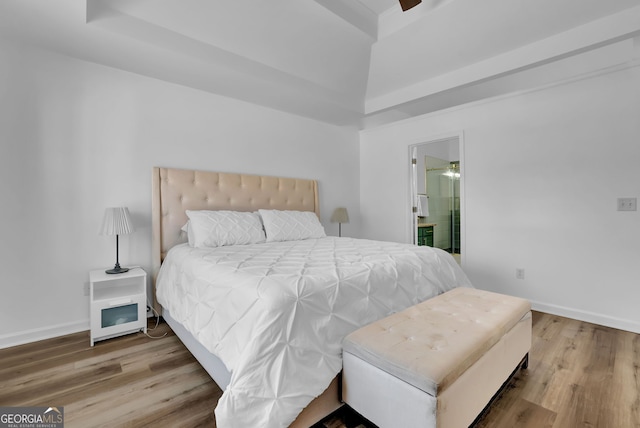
{"left": 0, "top": 320, "right": 89, "bottom": 350}
{"left": 531, "top": 300, "right": 640, "bottom": 334}
{"left": 2, "top": 303, "right": 637, "bottom": 349}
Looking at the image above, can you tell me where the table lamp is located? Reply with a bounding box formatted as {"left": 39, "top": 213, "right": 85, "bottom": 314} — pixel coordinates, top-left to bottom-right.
{"left": 100, "top": 207, "right": 135, "bottom": 274}
{"left": 330, "top": 207, "right": 349, "bottom": 237}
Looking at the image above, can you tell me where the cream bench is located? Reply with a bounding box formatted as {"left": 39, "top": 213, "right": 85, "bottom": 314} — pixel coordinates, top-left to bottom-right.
{"left": 342, "top": 287, "right": 531, "bottom": 428}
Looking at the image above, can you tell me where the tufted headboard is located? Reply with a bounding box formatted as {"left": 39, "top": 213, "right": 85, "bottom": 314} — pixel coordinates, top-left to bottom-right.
{"left": 151, "top": 167, "right": 320, "bottom": 309}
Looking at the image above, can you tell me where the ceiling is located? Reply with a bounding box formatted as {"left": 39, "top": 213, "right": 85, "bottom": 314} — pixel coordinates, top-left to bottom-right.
{"left": 0, "top": 0, "right": 639, "bottom": 128}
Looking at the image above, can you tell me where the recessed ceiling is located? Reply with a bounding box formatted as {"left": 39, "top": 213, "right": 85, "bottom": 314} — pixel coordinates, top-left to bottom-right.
{"left": 0, "top": 0, "right": 638, "bottom": 128}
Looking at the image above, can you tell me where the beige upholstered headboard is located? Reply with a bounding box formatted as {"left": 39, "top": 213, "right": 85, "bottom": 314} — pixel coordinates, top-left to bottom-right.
{"left": 151, "top": 167, "right": 320, "bottom": 309}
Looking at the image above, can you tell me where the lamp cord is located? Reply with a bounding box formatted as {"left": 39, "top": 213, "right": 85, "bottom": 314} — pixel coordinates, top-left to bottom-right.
{"left": 144, "top": 302, "right": 167, "bottom": 339}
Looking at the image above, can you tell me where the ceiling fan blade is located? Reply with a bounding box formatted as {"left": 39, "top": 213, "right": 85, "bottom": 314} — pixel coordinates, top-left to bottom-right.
{"left": 399, "top": 0, "right": 422, "bottom": 11}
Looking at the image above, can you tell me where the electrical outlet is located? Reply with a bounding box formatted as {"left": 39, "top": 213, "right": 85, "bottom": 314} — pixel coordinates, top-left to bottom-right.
{"left": 83, "top": 282, "right": 90, "bottom": 296}
{"left": 617, "top": 198, "right": 637, "bottom": 211}
{"left": 516, "top": 268, "right": 525, "bottom": 280}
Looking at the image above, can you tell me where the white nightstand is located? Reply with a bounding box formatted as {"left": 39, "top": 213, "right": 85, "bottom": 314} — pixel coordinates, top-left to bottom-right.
{"left": 89, "top": 267, "right": 147, "bottom": 346}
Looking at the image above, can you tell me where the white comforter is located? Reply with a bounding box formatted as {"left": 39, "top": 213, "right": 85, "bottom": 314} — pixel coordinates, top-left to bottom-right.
{"left": 156, "top": 237, "right": 472, "bottom": 428}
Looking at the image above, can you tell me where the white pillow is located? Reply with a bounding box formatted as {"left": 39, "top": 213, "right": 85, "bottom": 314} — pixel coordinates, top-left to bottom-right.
{"left": 259, "top": 209, "right": 326, "bottom": 242}
{"left": 180, "top": 221, "right": 198, "bottom": 247}
{"left": 185, "top": 210, "right": 266, "bottom": 248}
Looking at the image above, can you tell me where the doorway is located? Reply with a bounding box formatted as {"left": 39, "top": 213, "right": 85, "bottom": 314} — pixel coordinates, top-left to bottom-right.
{"left": 410, "top": 136, "right": 463, "bottom": 264}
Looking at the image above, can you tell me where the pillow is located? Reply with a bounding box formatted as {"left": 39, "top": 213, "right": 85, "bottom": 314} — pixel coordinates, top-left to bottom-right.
{"left": 180, "top": 221, "right": 196, "bottom": 247}
{"left": 259, "top": 209, "right": 326, "bottom": 242}
{"left": 185, "top": 210, "right": 266, "bottom": 248}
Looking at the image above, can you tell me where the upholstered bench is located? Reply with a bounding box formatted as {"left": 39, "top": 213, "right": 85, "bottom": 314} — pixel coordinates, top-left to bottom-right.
{"left": 342, "top": 287, "right": 531, "bottom": 428}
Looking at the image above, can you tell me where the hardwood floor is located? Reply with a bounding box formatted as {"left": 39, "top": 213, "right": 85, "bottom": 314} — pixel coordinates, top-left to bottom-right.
{"left": 0, "top": 322, "right": 219, "bottom": 427}
{"left": 473, "top": 312, "right": 640, "bottom": 428}
{"left": 0, "top": 312, "right": 638, "bottom": 428}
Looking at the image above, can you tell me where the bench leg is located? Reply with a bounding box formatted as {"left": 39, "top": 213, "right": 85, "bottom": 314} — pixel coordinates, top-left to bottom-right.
{"left": 521, "top": 353, "right": 529, "bottom": 370}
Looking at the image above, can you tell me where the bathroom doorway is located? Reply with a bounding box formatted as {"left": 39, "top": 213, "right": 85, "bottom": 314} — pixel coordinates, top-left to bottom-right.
{"left": 410, "top": 136, "right": 463, "bottom": 264}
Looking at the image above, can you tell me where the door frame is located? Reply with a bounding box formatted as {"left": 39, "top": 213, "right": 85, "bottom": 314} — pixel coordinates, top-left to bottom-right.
{"left": 407, "top": 131, "right": 466, "bottom": 266}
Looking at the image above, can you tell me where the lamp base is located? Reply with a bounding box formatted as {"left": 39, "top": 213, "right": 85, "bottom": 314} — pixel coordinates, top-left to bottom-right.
{"left": 105, "top": 266, "right": 129, "bottom": 275}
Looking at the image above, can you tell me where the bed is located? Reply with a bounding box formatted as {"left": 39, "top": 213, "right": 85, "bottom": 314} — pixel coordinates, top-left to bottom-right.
{"left": 151, "top": 167, "right": 472, "bottom": 428}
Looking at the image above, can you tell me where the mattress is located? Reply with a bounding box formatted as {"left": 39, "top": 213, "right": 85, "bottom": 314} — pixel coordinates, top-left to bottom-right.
{"left": 156, "top": 236, "right": 472, "bottom": 428}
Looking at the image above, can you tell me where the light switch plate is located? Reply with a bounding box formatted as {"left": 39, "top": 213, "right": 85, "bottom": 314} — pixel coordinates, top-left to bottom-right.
{"left": 617, "top": 198, "right": 637, "bottom": 211}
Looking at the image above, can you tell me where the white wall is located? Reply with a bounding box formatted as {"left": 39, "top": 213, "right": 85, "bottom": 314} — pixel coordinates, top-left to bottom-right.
{"left": 0, "top": 38, "right": 360, "bottom": 347}
{"left": 360, "top": 60, "right": 640, "bottom": 333}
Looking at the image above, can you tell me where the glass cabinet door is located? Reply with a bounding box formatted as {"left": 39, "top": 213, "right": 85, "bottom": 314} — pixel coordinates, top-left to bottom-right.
{"left": 101, "top": 303, "right": 139, "bottom": 328}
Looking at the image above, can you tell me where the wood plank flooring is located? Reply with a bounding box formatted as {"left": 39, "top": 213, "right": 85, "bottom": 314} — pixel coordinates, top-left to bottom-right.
{"left": 0, "top": 312, "right": 638, "bottom": 427}
{"left": 0, "top": 322, "right": 219, "bottom": 427}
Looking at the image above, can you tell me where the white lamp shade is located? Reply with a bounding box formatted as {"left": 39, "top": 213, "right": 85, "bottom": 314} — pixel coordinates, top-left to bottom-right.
{"left": 100, "top": 207, "right": 135, "bottom": 236}
{"left": 330, "top": 207, "right": 349, "bottom": 224}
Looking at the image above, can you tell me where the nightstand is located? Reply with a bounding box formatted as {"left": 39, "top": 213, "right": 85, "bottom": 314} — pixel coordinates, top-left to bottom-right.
{"left": 89, "top": 267, "right": 147, "bottom": 346}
